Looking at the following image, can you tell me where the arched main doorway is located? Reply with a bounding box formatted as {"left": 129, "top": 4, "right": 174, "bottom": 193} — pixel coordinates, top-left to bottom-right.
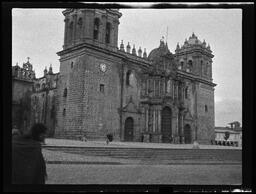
{"left": 124, "top": 117, "right": 134, "bottom": 141}
{"left": 184, "top": 124, "right": 192, "bottom": 144}
{"left": 161, "top": 107, "right": 172, "bottom": 143}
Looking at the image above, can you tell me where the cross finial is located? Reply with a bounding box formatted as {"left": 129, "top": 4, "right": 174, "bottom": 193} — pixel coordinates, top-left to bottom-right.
{"left": 27, "top": 57, "right": 30, "bottom": 62}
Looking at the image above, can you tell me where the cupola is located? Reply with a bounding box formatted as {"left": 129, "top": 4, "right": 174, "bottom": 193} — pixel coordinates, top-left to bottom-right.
{"left": 126, "top": 42, "right": 131, "bottom": 53}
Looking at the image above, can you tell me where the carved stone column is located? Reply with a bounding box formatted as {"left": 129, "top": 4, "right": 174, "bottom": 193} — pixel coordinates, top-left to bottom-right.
{"left": 152, "top": 107, "right": 156, "bottom": 133}
{"left": 73, "top": 14, "right": 77, "bottom": 44}
{"left": 181, "top": 113, "right": 185, "bottom": 143}
{"left": 145, "top": 106, "right": 149, "bottom": 132}
{"left": 158, "top": 107, "right": 161, "bottom": 133}
{"left": 178, "top": 112, "right": 182, "bottom": 143}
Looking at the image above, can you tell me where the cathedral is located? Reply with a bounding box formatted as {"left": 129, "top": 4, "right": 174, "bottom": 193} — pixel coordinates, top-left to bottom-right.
{"left": 12, "top": 9, "right": 216, "bottom": 144}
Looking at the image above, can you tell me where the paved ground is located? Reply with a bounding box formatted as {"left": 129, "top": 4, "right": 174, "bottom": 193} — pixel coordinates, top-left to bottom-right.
{"left": 45, "top": 163, "right": 242, "bottom": 185}
{"left": 42, "top": 149, "right": 141, "bottom": 165}
{"left": 43, "top": 138, "right": 242, "bottom": 185}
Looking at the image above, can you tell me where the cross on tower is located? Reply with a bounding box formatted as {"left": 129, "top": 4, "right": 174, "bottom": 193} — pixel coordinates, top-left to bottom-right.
{"left": 27, "top": 57, "right": 30, "bottom": 62}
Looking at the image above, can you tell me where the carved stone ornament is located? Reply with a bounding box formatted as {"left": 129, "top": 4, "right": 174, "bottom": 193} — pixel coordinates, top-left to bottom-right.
{"left": 100, "top": 63, "right": 107, "bottom": 72}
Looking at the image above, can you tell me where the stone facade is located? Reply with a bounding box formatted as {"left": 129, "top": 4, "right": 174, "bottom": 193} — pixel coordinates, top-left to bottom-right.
{"left": 12, "top": 60, "right": 35, "bottom": 133}
{"left": 54, "top": 9, "right": 216, "bottom": 144}
{"left": 12, "top": 9, "right": 217, "bottom": 144}
{"left": 12, "top": 60, "right": 59, "bottom": 136}
{"left": 30, "top": 66, "right": 59, "bottom": 137}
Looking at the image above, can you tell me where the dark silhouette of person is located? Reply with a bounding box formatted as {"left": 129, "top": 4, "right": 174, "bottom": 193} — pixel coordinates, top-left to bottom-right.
{"left": 12, "top": 123, "right": 48, "bottom": 184}
{"left": 12, "top": 126, "right": 22, "bottom": 140}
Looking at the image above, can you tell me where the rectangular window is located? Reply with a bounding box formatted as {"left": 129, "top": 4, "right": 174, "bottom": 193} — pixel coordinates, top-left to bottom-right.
{"left": 155, "top": 80, "right": 159, "bottom": 97}
{"left": 178, "top": 85, "right": 182, "bottom": 99}
{"left": 141, "top": 79, "right": 146, "bottom": 96}
{"left": 105, "top": 22, "right": 111, "bottom": 44}
{"left": 100, "top": 84, "right": 105, "bottom": 93}
{"left": 174, "top": 83, "right": 177, "bottom": 99}
{"left": 160, "top": 80, "right": 163, "bottom": 96}
{"left": 148, "top": 79, "right": 153, "bottom": 95}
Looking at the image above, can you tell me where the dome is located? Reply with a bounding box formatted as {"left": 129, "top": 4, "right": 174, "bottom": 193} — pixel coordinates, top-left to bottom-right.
{"left": 148, "top": 39, "right": 171, "bottom": 61}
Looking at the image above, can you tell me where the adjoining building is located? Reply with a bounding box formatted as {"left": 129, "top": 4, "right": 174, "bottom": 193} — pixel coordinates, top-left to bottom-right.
{"left": 214, "top": 121, "right": 242, "bottom": 147}
{"left": 12, "top": 59, "right": 35, "bottom": 134}
{"left": 30, "top": 65, "right": 59, "bottom": 137}
{"left": 12, "top": 60, "right": 59, "bottom": 136}
{"left": 12, "top": 9, "right": 217, "bottom": 144}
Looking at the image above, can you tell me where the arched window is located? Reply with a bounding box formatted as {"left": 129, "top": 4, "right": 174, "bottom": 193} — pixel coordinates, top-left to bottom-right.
{"left": 93, "top": 18, "right": 100, "bottom": 40}
{"left": 69, "top": 22, "right": 74, "bottom": 42}
{"left": 105, "top": 22, "right": 111, "bottom": 44}
{"left": 201, "top": 60, "right": 203, "bottom": 75}
{"left": 204, "top": 62, "right": 208, "bottom": 75}
{"left": 188, "top": 60, "right": 193, "bottom": 72}
{"left": 126, "top": 70, "right": 132, "bottom": 85}
{"left": 78, "top": 18, "right": 82, "bottom": 27}
{"left": 206, "top": 63, "right": 210, "bottom": 76}
{"left": 63, "top": 88, "right": 67, "bottom": 97}
{"left": 50, "top": 105, "right": 55, "bottom": 119}
{"left": 77, "top": 18, "right": 83, "bottom": 39}
{"left": 63, "top": 108, "right": 66, "bottom": 116}
{"left": 36, "top": 83, "right": 40, "bottom": 90}
{"left": 180, "top": 61, "right": 184, "bottom": 70}
{"left": 71, "top": 62, "right": 73, "bottom": 69}
{"left": 205, "top": 105, "right": 208, "bottom": 112}
{"left": 100, "top": 84, "right": 105, "bottom": 93}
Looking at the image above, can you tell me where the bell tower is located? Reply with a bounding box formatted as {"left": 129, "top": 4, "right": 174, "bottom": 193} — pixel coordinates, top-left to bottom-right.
{"left": 175, "top": 33, "right": 214, "bottom": 81}
{"left": 63, "top": 9, "right": 122, "bottom": 50}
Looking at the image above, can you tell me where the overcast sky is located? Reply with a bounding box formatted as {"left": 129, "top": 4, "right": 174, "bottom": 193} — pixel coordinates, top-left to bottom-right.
{"left": 12, "top": 8, "right": 242, "bottom": 127}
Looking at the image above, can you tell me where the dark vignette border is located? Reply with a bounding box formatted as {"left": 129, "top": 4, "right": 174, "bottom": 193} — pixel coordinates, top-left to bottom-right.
{"left": 2, "top": 1, "right": 254, "bottom": 192}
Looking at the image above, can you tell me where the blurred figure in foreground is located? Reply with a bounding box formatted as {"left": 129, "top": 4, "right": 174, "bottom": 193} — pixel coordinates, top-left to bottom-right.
{"left": 12, "top": 123, "right": 48, "bottom": 184}
{"left": 12, "top": 125, "right": 22, "bottom": 140}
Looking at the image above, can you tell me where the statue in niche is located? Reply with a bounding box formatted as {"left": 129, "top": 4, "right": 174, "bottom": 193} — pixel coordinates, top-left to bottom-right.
{"left": 167, "top": 80, "right": 171, "bottom": 93}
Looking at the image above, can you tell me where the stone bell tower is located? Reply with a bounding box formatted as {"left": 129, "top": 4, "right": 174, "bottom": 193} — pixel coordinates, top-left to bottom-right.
{"left": 62, "top": 9, "right": 122, "bottom": 51}
{"left": 175, "top": 32, "right": 214, "bottom": 82}
{"left": 56, "top": 9, "right": 123, "bottom": 140}
{"left": 174, "top": 33, "right": 216, "bottom": 144}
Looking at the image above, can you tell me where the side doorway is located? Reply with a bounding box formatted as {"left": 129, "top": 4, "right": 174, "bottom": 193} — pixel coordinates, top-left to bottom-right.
{"left": 161, "top": 107, "right": 172, "bottom": 143}
{"left": 124, "top": 117, "right": 134, "bottom": 141}
{"left": 184, "top": 124, "right": 192, "bottom": 144}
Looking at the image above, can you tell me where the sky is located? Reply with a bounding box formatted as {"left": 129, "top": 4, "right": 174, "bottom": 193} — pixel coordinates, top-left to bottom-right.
{"left": 12, "top": 8, "right": 242, "bottom": 127}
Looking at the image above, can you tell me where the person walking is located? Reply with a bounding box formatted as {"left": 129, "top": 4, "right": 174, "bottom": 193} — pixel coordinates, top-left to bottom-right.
{"left": 12, "top": 123, "right": 48, "bottom": 184}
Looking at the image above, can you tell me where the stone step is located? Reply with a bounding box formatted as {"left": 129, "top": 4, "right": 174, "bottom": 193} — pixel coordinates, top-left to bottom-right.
{"left": 44, "top": 146, "right": 242, "bottom": 162}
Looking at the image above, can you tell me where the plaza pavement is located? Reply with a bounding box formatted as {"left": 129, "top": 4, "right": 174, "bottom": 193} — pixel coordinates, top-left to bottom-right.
{"left": 42, "top": 139, "right": 242, "bottom": 185}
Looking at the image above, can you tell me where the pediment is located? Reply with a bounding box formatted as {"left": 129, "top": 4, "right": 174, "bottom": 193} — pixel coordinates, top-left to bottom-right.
{"left": 122, "top": 100, "right": 140, "bottom": 114}
{"left": 184, "top": 109, "right": 193, "bottom": 121}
